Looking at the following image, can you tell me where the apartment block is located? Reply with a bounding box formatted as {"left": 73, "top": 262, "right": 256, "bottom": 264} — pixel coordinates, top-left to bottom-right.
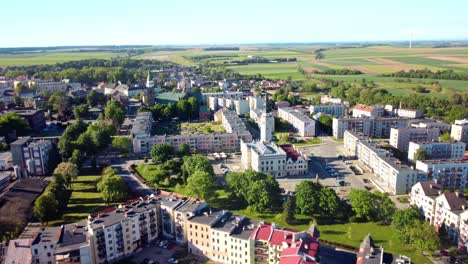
{"left": 31, "top": 79, "right": 68, "bottom": 94}
{"left": 132, "top": 109, "right": 252, "bottom": 155}
{"left": 410, "top": 180, "right": 444, "bottom": 224}
{"left": 344, "top": 130, "right": 426, "bottom": 194}
{"left": 434, "top": 192, "right": 467, "bottom": 241}
{"left": 10, "top": 137, "right": 54, "bottom": 176}
{"left": 410, "top": 119, "right": 452, "bottom": 134}
{"left": 208, "top": 93, "right": 249, "bottom": 115}
{"left": 87, "top": 196, "right": 161, "bottom": 263}
{"left": 0, "top": 151, "right": 12, "bottom": 171}
{"left": 278, "top": 107, "right": 316, "bottom": 137}
{"left": 352, "top": 104, "right": 384, "bottom": 118}
{"left": 241, "top": 140, "right": 308, "bottom": 178}
{"left": 389, "top": 127, "right": 440, "bottom": 152}
{"left": 309, "top": 104, "right": 345, "bottom": 118}
{"left": 408, "top": 141, "right": 466, "bottom": 162}
{"left": 395, "top": 108, "right": 424, "bottom": 118}
{"left": 320, "top": 95, "right": 342, "bottom": 104}
{"left": 451, "top": 119, "right": 468, "bottom": 148}
{"left": 332, "top": 117, "right": 411, "bottom": 139}
{"left": 16, "top": 109, "right": 47, "bottom": 132}
{"left": 416, "top": 159, "right": 468, "bottom": 191}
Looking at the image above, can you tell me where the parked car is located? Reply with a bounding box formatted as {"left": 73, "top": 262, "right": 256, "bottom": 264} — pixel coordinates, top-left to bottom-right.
{"left": 338, "top": 180, "right": 345, "bottom": 186}
{"left": 167, "top": 258, "right": 179, "bottom": 264}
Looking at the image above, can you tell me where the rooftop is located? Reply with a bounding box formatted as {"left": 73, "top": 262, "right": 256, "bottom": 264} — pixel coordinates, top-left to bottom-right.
{"left": 354, "top": 104, "right": 375, "bottom": 112}
{"left": 416, "top": 180, "right": 444, "bottom": 197}
{"left": 279, "top": 144, "right": 303, "bottom": 161}
{"left": 188, "top": 209, "right": 226, "bottom": 226}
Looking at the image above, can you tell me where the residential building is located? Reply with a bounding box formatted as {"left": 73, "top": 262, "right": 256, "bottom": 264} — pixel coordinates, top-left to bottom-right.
{"left": 356, "top": 234, "right": 411, "bottom": 264}
{"left": 394, "top": 108, "right": 424, "bottom": 118}
{"left": 416, "top": 159, "right": 468, "bottom": 191}
{"left": 352, "top": 104, "right": 384, "bottom": 118}
{"left": 241, "top": 140, "right": 308, "bottom": 178}
{"left": 309, "top": 104, "right": 345, "bottom": 118}
{"left": 173, "top": 197, "right": 208, "bottom": 244}
{"left": 87, "top": 196, "right": 161, "bottom": 263}
{"left": 130, "top": 112, "right": 153, "bottom": 139}
{"left": 344, "top": 130, "right": 426, "bottom": 194}
{"left": 410, "top": 180, "right": 444, "bottom": 224}
{"left": 278, "top": 107, "right": 316, "bottom": 137}
{"left": 16, "top": 109, "right": 47, "bottom": 132}
{"left": 31, "top": 79, "right": 67, "bottom": 94}
{"left": 31, "top": 226, "right": 62, "bottom": 264}
{"left": 54, "top": 222, "right": 92, "bottom": 264}
{"left": 389, "top": 127, "right": 440, "bottom": 152}
{"left": 410, "top": 119, "right": 452, "bottom": 134}
{"left": 0, "top": 151, "right": 12, "bottom": 170}
{"left": 10, "top": 137, "right": 54, "bottom": 177}
{"left": 208, "top": 92, "right": 249, "bottom": 115}
{"left": 434, "top": 191, "right": 467, "bottom": 241}
{"left": 452, "top": 119, "right": 468, "bottom": 148}
{"left": 320, "top": 95, "right": 342, "bottom": 104}
{"left": 408, "top": 141, "right": 466, "bottom": 162}
{"left": 133, "top": 109, "right": 252, "bottom": 155}
{"left": 332, "top": 117, "right": 411, "bottom": 139}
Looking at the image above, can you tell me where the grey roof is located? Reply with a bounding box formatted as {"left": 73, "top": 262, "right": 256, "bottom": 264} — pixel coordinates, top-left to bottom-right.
{"left": 55, "top": 222, "right": 89, "bottom": 254}
{"left": 417, "top": 180, "right": 444, "bottom": 197}
{"left": 32, "top": 226, "right": 61, "bottom": 245}
{"left": 10, "top": 137, "right": 31, "bottom": 146}
{"left": 230, "top": 218, "right": 259, "bottom": 240}
{"left": 189, "top": 209, "right": 226, "bottom": 226}
{"left": 279, "top": 107, "right": 314, "bottom": 122}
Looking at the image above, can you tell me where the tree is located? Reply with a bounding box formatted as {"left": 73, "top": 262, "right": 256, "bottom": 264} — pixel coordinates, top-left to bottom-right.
{"left": 151, "top": 144, "right": 174, "bottom": 163}
{"left": 69, "top": 149, "right": 83, "bottom": 168}
{"left": 112, "top": 137, "right": 132, "bottom": 154}
{"left": 295, "top": 181, "right": 321, "bottom": 215}
{"left": 34, "top": 192, "right": 59, "bottom": 224}
{"left": 409, "top": 222, "right": 440, "bottom": 252}
{"left": 187, "top": 97, "right": 199, "bottom": 119}
{"left": 374, "top": 192, "right": 396, "bottom": 224}
{"left": 440, "top": 132, "right": 452, "bottom": 142}
{"left": 283, "top": 196, "right": 296, "bottom": 224}
{"left": 177, "top": 143, "right": 191, "bottom": 157}
{"left": 48, "top": 91, "right": 71, "bottom": 117}
{"left": 176, "top": 100, "right": 191, "bottom": 120}
{"left": 87, "top": 90, "right": 107, "bottom": 107}
{"left": 413, "top": 148, "right": 430, "bottom": 162}
{"left": 104, "top": 100, "right": 125, "bottom": 125}
{"left": 317, "top": 115, "right": 334, "bottom": 134}
{"left": 319, "top": 187, "right": 340, "bottom": 218}
{"left": 0, "top": 112, "right": 29, "bottom": 138}
{"left": 73, "top": 105, "right": 88, "bottom": 119}
{"left": 348, "top": 189, "right": 376, "bottom": 221}
{"left": 58, "top": 119, "right": 88, "bottom": 159}
{"left": 182, "top": 155, "right": 214, "bottom": 183}
{"left": 186, "top": 171, "right": 216, "bottom": 201}
{"left": 98, "top": 170, "right": 127, "bottom": 203}
{"left": 53, "top": 162, "right": 78, "bottom": 187}
{"left": 391, "top": 208, "right": 421, "bottom": 243}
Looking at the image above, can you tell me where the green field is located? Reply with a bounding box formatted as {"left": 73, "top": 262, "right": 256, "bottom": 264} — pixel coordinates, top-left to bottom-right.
{"left": 53, "top": 175, "right": 112, "bottom": 225}
{"left": 0, "top": 51, "right": 119, "bottom": 66}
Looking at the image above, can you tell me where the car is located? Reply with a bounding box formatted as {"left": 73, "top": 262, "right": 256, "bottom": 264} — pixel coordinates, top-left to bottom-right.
{"left": 338, "top": 180, "right": 345, "bottom": 186}
{"left": 167, "top": 258, "right": 179, "bottom": 264}
{"left": 363, "top": 179, "right": 369, "bottom": 183}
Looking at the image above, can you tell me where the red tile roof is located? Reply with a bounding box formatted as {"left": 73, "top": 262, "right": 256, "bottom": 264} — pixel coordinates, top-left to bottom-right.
{"left": 279, "top": 144, "right": 302, "bottom": 161}
{"left": 354, "top": 104, "right": 375, "bottom": 112}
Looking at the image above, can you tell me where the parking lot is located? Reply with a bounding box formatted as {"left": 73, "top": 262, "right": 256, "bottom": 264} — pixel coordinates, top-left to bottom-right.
{"left": 131, "top": 240, "right": 184, "bottom": 264}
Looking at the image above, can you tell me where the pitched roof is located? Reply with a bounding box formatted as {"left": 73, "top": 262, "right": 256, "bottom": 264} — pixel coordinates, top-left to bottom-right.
{"left": 439, "top": 192, "right": 468, "bottom": 211}
{"left": 417, "top": 180, "right": 444, "bottom": 197}
{"left": 354, "top": 104, "right": 375, "bottom": 112}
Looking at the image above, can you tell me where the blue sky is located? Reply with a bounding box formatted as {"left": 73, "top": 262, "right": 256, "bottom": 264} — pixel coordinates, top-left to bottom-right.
{"left": 2, "top": 0, "right": 467, "bottom": 47}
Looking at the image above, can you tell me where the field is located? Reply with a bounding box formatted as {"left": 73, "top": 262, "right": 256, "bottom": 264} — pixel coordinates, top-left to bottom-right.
{"left": 51, "top": 175, "right": 112, "bottom": 225}
{"left": 0, "top": 51, "right": 119, "bottom": 66}
{"left": 180, "top": 121, "right": 225, "bottom": 134}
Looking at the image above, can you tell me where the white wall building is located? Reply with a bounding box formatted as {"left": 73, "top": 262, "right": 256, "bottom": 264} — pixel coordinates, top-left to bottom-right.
{"left": 408, "top": 141, "right": 466, "bottom": 162}
{"left": 344, "top": 130, "right": 426, "bottom": 194}
{"left": 352, "top": 104, "right": 384, "bottom": 118}
{"left": 332, "top": 117, "right": 411, "bottom": 139}
{"left": 278, "top": 107, "right": 316, "bottom": 137}
{"left": 410, "top": 180, "right": 444, "bottom": 224}
{"left": 416, "top": 159, "right": 468, "bottom": 191}
{"left": 309, "top": 104, "right": 345, "bottom": 118}
{"left": 0, "top": 151, "right": 12, "bottom": 171}
{"left": 320, "top": 95, "right": 342, "bottom": 104}
{"left": 395, "top": 108, "right": 424, "bottom": 118}
{"left": 31, "top": 79, "right": 68, "bottom": 94}
{"left": 452, "top": 119, "right": 468, "bottom": 149}
{"left": 390, "top": 127, "right": 440, "bottom": 152}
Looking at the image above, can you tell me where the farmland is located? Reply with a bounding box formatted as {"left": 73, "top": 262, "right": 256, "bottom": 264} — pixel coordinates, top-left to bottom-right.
{"left": 0, "top": 51, "right": 120, "bottom": 66}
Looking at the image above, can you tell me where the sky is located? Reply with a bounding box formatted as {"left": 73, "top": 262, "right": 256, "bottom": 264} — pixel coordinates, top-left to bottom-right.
{"left": 2, "top": 0, "right": 467, "bottom": 47}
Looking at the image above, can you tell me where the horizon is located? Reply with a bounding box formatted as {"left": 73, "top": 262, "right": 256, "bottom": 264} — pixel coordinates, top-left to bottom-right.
{"left": 2, "top": 0, "right": 468, "bottom": 48}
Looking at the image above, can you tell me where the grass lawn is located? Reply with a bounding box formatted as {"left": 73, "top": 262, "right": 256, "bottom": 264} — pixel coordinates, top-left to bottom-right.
{"left": 181, "top": 121, "right": 225, "bottom": 135}
{"left": 330, "top": 137, "right": 344, "bottom": 142}
{"left": 135, "top": 164, "right": 159, "bottom": 182}
{"left": 232, "top": 208, "right": 430, "bottom": 263}
{"left": 50, "top": 175, "right": 114, "bottom": 225}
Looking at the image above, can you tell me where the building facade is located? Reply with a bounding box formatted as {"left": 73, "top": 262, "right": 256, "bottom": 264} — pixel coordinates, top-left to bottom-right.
{"left": 416, "top": 159, "right": 468, "bottom": 191}
{"left": 452, "top": 119, "right": 468, "bottom": 149}
{"left": 410, "top": 180, "right": 444, "bottom": 224}
{"left": 309, "top": 104, "right": 345, "bottom": 118}
{"left": 352, "top": 104, "right": 384, "bottom": 118}
{"left": 408, "top": 141, "right": 466, "bottom": 162}
{"left": 278, "top": 107, "right": 316, "bottom": 137}
{"left": 389, "top": 127, "right": 440, "bottom": 152}
{"left": 332, "top": 117, "right": 412, "bottom": 139}
{"left": 10, "top": 137, "right": 54, "bottom": 177}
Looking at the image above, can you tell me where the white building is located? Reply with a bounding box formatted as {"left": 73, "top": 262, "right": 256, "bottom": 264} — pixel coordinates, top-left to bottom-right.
{"left": 31, "top": 79, "right": 68, "bottom": 94}
{"left": 410, "top": 119, "right": 452, "bottom": 134}
{"left": 320, "top": 95, "right": 342, "bottom": 104}
{"left": 0, "top": 151, "right": 12, "bottom": 171}
{"left": 208, "top": 95, "right": 249, "bottom": 115}
{"left": 452, "top": 119, "right": 468, "bottom": 149}
{"left": 259, "top": 111, "right": 274, "bottom": 143}
{"left": 410, "top": 180, "right": 444, "bottom": 224}
{"left": 416, "top": 159, "right": 468, "bottom": 191}
{"left": 332, "top": 117, "right": 412, "bottom": 139}
{"left": 309, "top": 104, "right": 345, "bottom": 118}
{"left": 11, "top": 137, "right": 54, "bottom": 176}
{"left": 395, "top": 108, "right": 424, "bottom": 118}
{"left": 344, "top": 130, "right": 426, "bottom": 194}
{"left": 390, "top": 127, "right": 440, "bottom": 152}
{"left": 434, "top": 192, "right": 467, "bottom": 241}
{"left": 352, "top": 104, "right": 384, "bottom": 118}
{"left": 278, "top": 107, "right": 316, "bottom": 137}
{"left": 241, "top": 140, "right": 308, "bottom": 178}
{"left": 408, "top": 141, "right": 466, "bottom": 162}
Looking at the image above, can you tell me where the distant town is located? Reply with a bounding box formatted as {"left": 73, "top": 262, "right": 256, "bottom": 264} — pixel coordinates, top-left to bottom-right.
{"left": 0, "top": 47, "right": 467, "bottom": 264}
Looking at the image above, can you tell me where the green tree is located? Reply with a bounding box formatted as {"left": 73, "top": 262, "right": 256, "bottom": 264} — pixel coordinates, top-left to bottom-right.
{"left": 0, "top": 112, "right": 29, "bottom": 138}
{"left": 409, "top": 222, "right": 440, "bottom": 252}
{"left": 177, "top": 143, "right": 191, "bottom": 157}
{"left": 48, "top": 91, "right": 71, "bottom": 117}
{"left": 187, "top": 97, "right": 199, "bottom": 119}
{"left": 319, "top": 187, "right": 340, "bottom": 218}
{"left": 317, "top": 115, "right": 334, "bottom": 134}
{"left": 34, "top": 192, "right": 59, "bottom": 224}
{"left": 182, "top": 155, "right": 214, "bottom": 183}
{"left": 391, "top": 208, "right": 421, "bottom": 243}
{"left": 176, "top": 99, "right": 191, "bottom": 120}
{"left": 112, "top": 137, "right": 132, "bottom": 154}
{"left": 98, "top": 171, "right": 127, "bottom": 203}
{"left": 73, "top": 105, "right": 88, "bottom": 119}
{"left": 440, "top": 132, "right": 452, "bottom": 142}
{"left": 186, "top": 171, "right": 217, "bottom": 201}
{"left": 295, "top": 181, "right": 321, "bottom": 215}
{"left": 104, "top": 100, "right": 125, "bottom": 125}
{"left": 413, "top": 148, "right": 430, "bottom": 162}
{"left": 53, "top": 162, "right": 78, "bottom": 187}
{"left": 68, "top": 149, "right": 83, "bottom": 168}
{"left": 151, "top": 144, "right": 174, "bottom": 163}
{"left": 283, "top": 196, "right": 296, "bottom": 224}
{"left": 348, "top": 189, "right": 376, "bottom": 221}
{"left": 87, "top": 90, "right": 107, "bottom": 107}
{"left": 58, "top": 119, "right": 88, "bottom": 159}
